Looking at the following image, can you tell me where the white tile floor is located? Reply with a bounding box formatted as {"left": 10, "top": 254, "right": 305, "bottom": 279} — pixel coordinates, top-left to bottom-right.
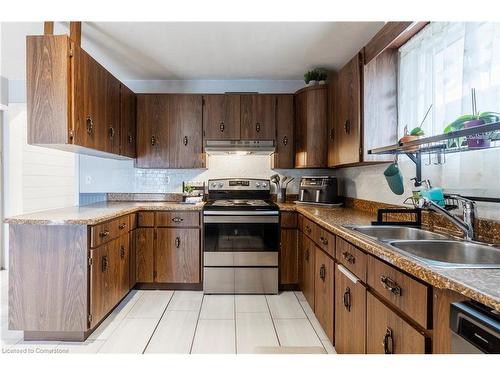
{"left": 0, "top": 270, "right": 336, "bottom": 354}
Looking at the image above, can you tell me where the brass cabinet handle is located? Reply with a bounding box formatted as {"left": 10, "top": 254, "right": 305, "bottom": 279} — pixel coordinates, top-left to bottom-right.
{"left": 151, "top": 135, "right": 157, "bottom": 146}
{"left": 344, "top": 119, "right": 351, "bottom": 134}
{"left": 119, "top": 223, "right": 126, "bottom": 230}
{"left": 183, "top": 136, "right": 188, "bottom": 146}
{"left": 175, "top": 237, "right": 181, "bottom": 248}
{"left": 171, "top": 217, "right": 184, "bottom": 223}
{"left": 380, "top": 275, "right": 402, "bottom": 296}
{"left": 86, "top": 116, "right": 94, "bottom": 135}
{"left": 128, "top": 135, "right": 133, "bottom": 144}
{"left": 101, "top": 255, "right": 108, "bottom": 273}
{"left": 99, "top": 230, "right": 109, "bottom": 238}
{"left": 343, "top": 287, "right": 351, "bottom": 311}
{"left": 304, "top": 248, "right": 309, "bottom": 261}
{"left": 383, "top": 328, "right": 394, "bottom": 354}
{"left": 329, "top": 127, "right": 335, "bottom": 140}
{"left": 256, "top": 122, "right": 261, "bottom": 133}
{"left": 219, "top": 121, "right": 225, "bottom": 132}
{"left": 109, "top": 126, "right": 115, "bottom": 139}
{"left": 282, "top": 136, "right": 288, "bottom": 146}
{"left": 342, "top": 251, "right": 355, "bottom": 264}
{"left": 305, "top": 225, "right": 312, "bottom": 234}
{"left": 319, "top": 264, "right": 326, "bottom": 281}
{"left": 120, "top": 246, "right": 125, "bottom": 259}
{"left": 319, "top": 236, "right": 328, "bottom": 245}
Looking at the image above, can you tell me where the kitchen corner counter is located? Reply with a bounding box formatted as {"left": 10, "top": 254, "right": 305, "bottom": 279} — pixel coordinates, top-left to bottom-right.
{"left": 4, "top": 201, "right": 205, "bottom": 225}
{"left": 278, "top": 202, "right": 500, "bottom": 312}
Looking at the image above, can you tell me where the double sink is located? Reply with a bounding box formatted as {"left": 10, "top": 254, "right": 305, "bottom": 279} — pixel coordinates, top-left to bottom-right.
{"left": 346, "top": 225, "right": 500, "bottom": 269}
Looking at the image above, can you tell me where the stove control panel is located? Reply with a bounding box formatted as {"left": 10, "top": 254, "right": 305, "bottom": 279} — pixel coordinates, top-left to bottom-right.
{"left": 208, "top": 179, "right": 271, "bottom": 191}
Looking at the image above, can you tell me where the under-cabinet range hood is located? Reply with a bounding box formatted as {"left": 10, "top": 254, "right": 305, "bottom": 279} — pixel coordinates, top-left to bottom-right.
{"left": 204, "top": 140, "right": 275, "bottom": 155}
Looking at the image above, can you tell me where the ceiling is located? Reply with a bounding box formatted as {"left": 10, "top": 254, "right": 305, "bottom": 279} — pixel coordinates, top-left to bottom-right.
{"left": 1, "top": 22, "right": 384, "bottom": 81}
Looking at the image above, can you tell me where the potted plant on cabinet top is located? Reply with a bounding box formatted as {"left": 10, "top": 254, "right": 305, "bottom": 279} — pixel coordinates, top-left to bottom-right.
{"left": 304, "top": 68, "right": 328, "bottom": 86}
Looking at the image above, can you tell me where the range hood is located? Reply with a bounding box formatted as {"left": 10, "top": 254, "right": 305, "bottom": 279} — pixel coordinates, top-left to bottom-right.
{"left": 204, "top": 140, "right": 275, "bottom": 155}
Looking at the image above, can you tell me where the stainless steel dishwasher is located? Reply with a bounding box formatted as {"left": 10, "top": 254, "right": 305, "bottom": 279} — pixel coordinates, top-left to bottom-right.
{"left": 450, "top": 301, "right": 500, "bottom": 353}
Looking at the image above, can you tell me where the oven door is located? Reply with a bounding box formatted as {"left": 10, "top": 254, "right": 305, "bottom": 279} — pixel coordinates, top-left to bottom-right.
{"left": 203, "top": 213, "right": 279, "bottom": 254}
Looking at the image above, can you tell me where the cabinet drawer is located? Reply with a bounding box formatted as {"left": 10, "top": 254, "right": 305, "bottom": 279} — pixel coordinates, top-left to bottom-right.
{"left": 315, "top": 227, "right": 335, "bottom": 258}
{"left": 90, "top": 215, "right": 129, "bottom": 248}
{"left": 280, "top": 212, "right": 297, "bottom": 228}
{"left": 138, "top": 211, "right": 155, "bottom": 227}
{"left": 366, "top": 292, "right": 428, "bottom": 354}
{"left": 335, "top": 237, "right": 367, "bottom": 282}
{"left": 301, "top": 217, "right": 317, "bottom": 240}
{"left": 367, "top": 255, "right": 430, "bottom": 328}
{"left": 156, "top": 211, "right": 200, "bottom": 227}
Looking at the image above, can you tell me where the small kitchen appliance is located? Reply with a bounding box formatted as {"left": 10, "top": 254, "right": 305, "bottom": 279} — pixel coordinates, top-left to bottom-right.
{"left": 297, "top": 176, "right": 341, "bottom": 206}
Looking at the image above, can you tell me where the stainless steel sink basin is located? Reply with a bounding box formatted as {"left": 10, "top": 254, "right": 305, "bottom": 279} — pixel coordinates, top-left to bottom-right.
{"left": 388, "top": 240, "right": 500, "bottom": 268}
{"left": 348, "top": 225, "right": 450, "bottom": 241}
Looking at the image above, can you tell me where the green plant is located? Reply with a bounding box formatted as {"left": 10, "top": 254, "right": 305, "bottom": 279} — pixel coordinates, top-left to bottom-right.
{"left": 410, "top": 127, "right": 425, "bottom": 136}
{"left": 183, "top": 184, "right": 195, "bottom": 194}
{"left": 316, "top": 68, "right": 328, "bottom": 82}
{"left": 304, "top": 68, "right": 328, "bottom": 84}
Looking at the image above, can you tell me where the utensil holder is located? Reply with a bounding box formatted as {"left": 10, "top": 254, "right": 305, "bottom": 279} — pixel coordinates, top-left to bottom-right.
{"left": 277, "top": 188, "right": 287, "bottom": 203}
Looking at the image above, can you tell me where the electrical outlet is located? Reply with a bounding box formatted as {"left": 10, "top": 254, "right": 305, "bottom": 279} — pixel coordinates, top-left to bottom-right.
{"left": 165, "top": 176, "right": 170, "bottom": 184}
{"left": 85, "top": 175, "right": 92, "bottom": 185}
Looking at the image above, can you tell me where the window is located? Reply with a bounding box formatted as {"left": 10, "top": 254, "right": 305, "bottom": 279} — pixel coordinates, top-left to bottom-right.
{"left": 398, "top": 22, "right": 500, "bottom": 137}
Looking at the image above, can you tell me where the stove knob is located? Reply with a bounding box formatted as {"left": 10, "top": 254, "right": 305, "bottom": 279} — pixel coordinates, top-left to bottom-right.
{"left": 262, "top": 183, "right": 267, "bottom": 188}
{"left": 255, "top": 183, "right": 261, "bottom": 188}
{"left": 211, "top": 183, "right": 217, "bottom": 188}
{"left": 218, "top": 183, "right": 224, "bottom": 188}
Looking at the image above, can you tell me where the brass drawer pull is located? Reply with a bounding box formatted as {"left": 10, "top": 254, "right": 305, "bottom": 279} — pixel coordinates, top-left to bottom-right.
{"left": 282, "top": 136, "right": 288, "bottom": 146}
{"left": 342, "top": 251, "right": 355, "bottom": 264}
{"left": 305, "top": 225, "right": 312, "bottom": 234}
{"left": 128, "top": 135, "right": 133, "bottom": 143}
{"left": 344, "top": 119, "right": 351, "bottom": 134}
{"left": 119, "top": 223, "right": 127, "bottom": 230}
{"left": 99, "top": 230, "right": 109, "bottom": 238}
{"left": 120, "top": 246, "right": 126, "bottom": 259}
{"left": 380, "top": 275, "right": 402, "bottom": 296}
{"left": 151, "top": 135, "right": 157, "bottom": 146}
{"left": 175, "top": 237, "right": 181, "bottom": 248}
{"left": 319, "top": 264, "right": 326, "bottom": 281}
{"left": 304, "top": 249, "right": 310, "bottom": 261}
{"left": 383, "top": 328, "right": 394, "bottom": 354}
{"left": 109, "top": 126, "right": 115, "bottom": 139}
{"left": 256, "top": 122, "right": 261, "bottom": 133}
{"left": 343, "top": 287, "right": 351, "bottom": 311}
{"left": 86, "top": 116, "right": 94, "bottom": 135}
{"left": 183, "top": 136, "right": 188, "bottom": 146}
{"left": 172, "top": 217, "right": 184, "bottom": 223}
{"left": 219, "top": 121, "right": 225, "bottom": 132}
{"left": 319, "top": 236, "right": 328, "bottom": 245}
{"left": 101, "top": 255, "right": 108, "bottom": 273}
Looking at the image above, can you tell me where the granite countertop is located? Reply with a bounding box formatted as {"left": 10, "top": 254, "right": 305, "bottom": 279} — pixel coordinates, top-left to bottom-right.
{"left": 4, "top": 201, "right": 204, "bottom": 225}
{"left": 279, "top": 202, "right": 500, "bottom": 312}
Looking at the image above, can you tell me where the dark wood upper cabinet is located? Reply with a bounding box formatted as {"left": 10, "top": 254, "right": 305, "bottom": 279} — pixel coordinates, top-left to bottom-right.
{"left": 272, "top": 94, "right": 295, "bottom": 169}
{"left": 168, "top": 95, "right": 205, "bottom": 169}
{"left": 330, "top": 53, "right": 362, "bottom": 167}
{"left": 240, "top": 94, "right": 276, "bottom": 140}
{"left": 27, "top": 34, "right": 133, "bottom": 159}
{"left": 120, "top": 84, "right": 137, "bottom": 158}
{"left": 136, "top": 95, "right": 170, "bottom": 168}
{"left": 202, "top": 94, "right": 241, "bottom": 140}
{"left": 294, "top": 85, "right": 328, "bottom": 168}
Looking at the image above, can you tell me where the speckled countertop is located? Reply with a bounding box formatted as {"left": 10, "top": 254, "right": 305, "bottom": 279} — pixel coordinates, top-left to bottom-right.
{"left": 4, "top": 201, "right": 204, "bottom": 225}
{"left": 277, "top": 202, "right": 500, "bottom": 312}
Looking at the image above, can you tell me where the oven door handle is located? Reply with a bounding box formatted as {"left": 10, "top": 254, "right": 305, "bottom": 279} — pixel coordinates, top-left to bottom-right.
{"left": 203, "top": 215, "right": 279, "bottom": 224}
{"left": 203, "top": 211, "right": 279, "bottom": 216}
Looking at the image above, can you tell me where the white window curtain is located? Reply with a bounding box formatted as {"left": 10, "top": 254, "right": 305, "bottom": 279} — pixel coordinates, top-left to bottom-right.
{"left": 398, "top": 22, "right": 500, "bottom": 137}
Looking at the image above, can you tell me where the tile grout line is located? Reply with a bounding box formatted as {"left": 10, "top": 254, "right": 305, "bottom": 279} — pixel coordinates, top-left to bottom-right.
{"left": 233, "top": 295, "right": 237, "bottom": 354}
{"left": 141, "top": 291, "right": 175, "bottom": 354}
{"left": 265, "top": 294, "right": 281, "bottom": 347}
{"left": 295, "top": 292, "right": 329, "bottom": 352}
{"left": 188, "top": 292, "right": 205, "bottom": 354}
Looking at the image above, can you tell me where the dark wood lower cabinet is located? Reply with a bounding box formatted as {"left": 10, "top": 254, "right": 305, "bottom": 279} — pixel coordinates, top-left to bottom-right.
{"left": 299, "top": 234, "right": 316, "bottom": 309}
{"left": 155, "top": 228, "right": 200, "bottom": 283}
{"left": 335, "top": 264, "right": 366, "bottom": 353}
{"left": 366, "top": 292, "right": 427, "bottom": 354}
{"left": 129, "top": 230, "right": 137, "bottom": 288}
{"left": 135, "top": 228, "right": 154, "bottom": 282}
{"left": 280, "top": 228, "right": 298, "bottom": 285}
{"left": 314, "top": 247, "right": 334, "bottom": 343}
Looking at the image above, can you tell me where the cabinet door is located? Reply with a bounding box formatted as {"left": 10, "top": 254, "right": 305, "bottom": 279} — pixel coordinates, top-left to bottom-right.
{"left": 104, "top": 73, "right": 121, "bottom": 155}
{"left": 117, "top": 233, "right": 130, "bottom": 300}
{"left": 135, "top": 228, "right": 154, "bottom": 282}
{"left": 314, "top": 247, "right": 334, "bottom": 343}
{"left": 335, "top": 265, "right": 366, "bottom": 353}
{"left": 168, "top": 95, "right": 205, "bottom": 168}
{"left": 129, "top": 230, "right": 137, "bottom": 289}
{"left": 294, "top": 91, "right": 307, "bottom": 167}
{"left": 155, "top": 228, "right": 200, "bottom": 283}
{"left": 203, "top": 94, "right": 240, "bottom": 140}
{"left": 300, "top": 235, "right": 316, "bottom": 309}
{"left": 366, "top": 292, "right": 427, "bottom": 354}
{"left": 136, "top": 95, "right": 170, "bottom": 168}
{"left": 280, "top": 228, "right": 298, "bottom": 285}
{"left": 333, "top": 53, "right": 362, "bottom": 166}
{"left": 304, "top": 87, "right": 328, "bottom": 167}
{"left": 89, "top": 243, "right": 111, "bottom": 328}
{"left": 120, "top": 84, "right": 137, "bottom": 158}
{"left": 241, "top": 94, "right": 276, "bottom": 140}
{"left": 272, "top": 95, "right": 294, "bottom": 168}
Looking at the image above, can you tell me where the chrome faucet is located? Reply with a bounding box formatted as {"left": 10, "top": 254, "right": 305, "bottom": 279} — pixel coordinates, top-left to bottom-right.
{"left": 417, "top": 195, "right": 477, "bottom": 241}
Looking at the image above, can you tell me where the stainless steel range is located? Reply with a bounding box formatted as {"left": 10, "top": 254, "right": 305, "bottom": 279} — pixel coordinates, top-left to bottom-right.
{"left": 203, "top": 178, "right": 279, "bottom": 294}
